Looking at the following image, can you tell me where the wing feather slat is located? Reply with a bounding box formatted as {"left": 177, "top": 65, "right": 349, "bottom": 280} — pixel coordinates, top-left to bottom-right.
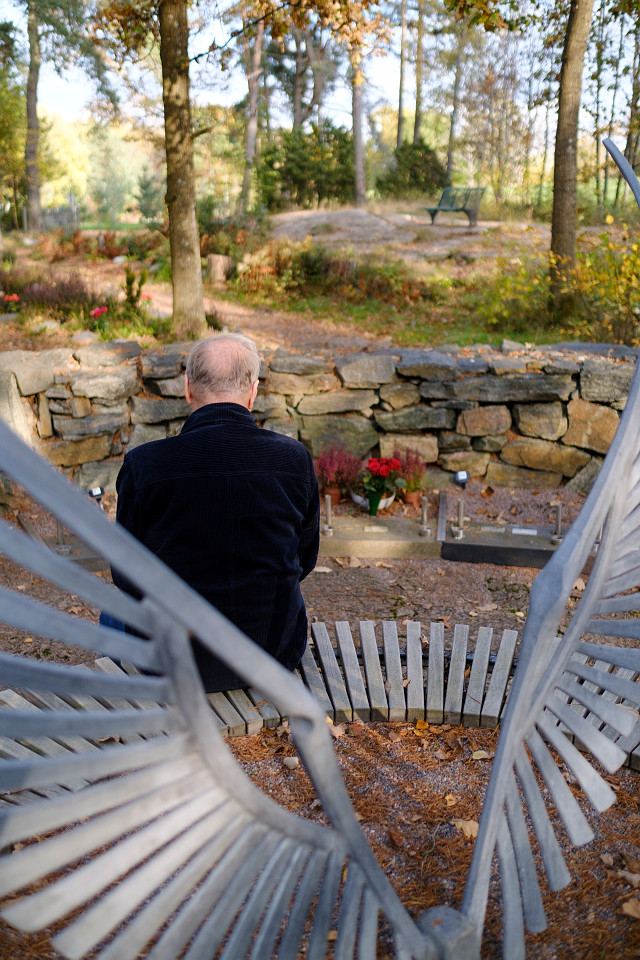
{"left": 576, "top": 641, "right": 640, "bottom": 672}
{"left": 586, "top": 618, "right": 640, "bottom": 642}
{"left": 563, "top": 661, "right": 640, "bottom": 704}
{"left": 0, "top": 585, "right": 160, "bottom": 672}
{"left": 0, "top": 753, "right": 204, "bottom": 847}
{"left": 0, "top": 653, "right": 170, "bottom": 703}
{"left": 69, "top": 814, "right": 251, "bottom": 960}
{"left": 544, "top": 699, "right": 628, "bottom": 772}
{"left": 216, "top": 839, "right": 296, "bottom": 960}
{"left": 505, "top": 775, "right": 546, "bottom": 934}
{"left": 514, "top": 747, "right": 570, "bottom": 891}
{"left": 556, "top": 677, "right": 637, "bottom": 737}
{"left": 275, "top": 850, "right": 330, "bottom": 960}
{"left": 2, "top": 788, "right": 229, "bottom": 931}
{"left": 54, "top": 807, "right": 251, "bottom": 960}
{"left": 334, "top": 865, "right": 365, "bottom": 960}
{"left": 496, "top": 817, "right": 525, "bottom": 960}
{"left": 0, "top": 732, "right": 192, "bottom": 793}
{"left": 0, "top": 770, "right": 218, "bottom": 898}
{"left": 526, "top": 729, "right": 594, "bottom": 846}
{"left": 146, "top": 824, "right": 271, "bottom": 960}
{"left": 306, "top": 850, "right": 345, "bottom": 960}
{"left": 358, "top": 887, "right": 380, "bottom": 960}
{"left": 248, "top": 846, "right": 310, "bottom": 960}
{"left": 536, "top": 713, "right": 617, "bottom": 810}
{"left": 0, "top": 705, "right": 182, "bottom": 741}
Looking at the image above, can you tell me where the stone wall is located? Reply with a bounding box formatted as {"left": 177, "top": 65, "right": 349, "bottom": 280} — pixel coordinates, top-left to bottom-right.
{"left": 0, "top": 335, "right": 636, "bottom": 495}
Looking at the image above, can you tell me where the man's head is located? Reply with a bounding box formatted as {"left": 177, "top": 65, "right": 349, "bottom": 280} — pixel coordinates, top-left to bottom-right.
{"left": 185, "top": 333, "right": 261, "bottom": 411}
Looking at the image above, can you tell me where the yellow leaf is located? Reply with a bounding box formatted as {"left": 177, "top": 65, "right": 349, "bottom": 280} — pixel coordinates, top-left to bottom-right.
{"left": 444, "top": 793, "right": 457, "bottom": 807}
{"left": 415, "top": 718, "right": 429, "bottom": 730}
{"left": 606, "top": 213, "right": 615, "bottom": 225}
{"left": 472, "top": 750, "right": 491, "bottom": 761}
{"left": 451, "top": 818, "right": 479, "bottom": 839}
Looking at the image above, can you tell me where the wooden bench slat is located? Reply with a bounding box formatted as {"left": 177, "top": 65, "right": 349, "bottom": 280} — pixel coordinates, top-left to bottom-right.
{"left": 463, "top": 626, "right": 493, "bottom": 727}
{"left": 382, "top": 622, "right": 406, "bottom": 722}
{"left": 246, "top": 688, "right": 283, "bottom": 729}
{"left": 405, "top": 622, "right": 425, "bottom": 721}
{"left": 335, "top": 622, "right": 371, "bottom": 722}
{"left": 359, "top": 622, "right": 388, "bottom": 721}
{"left": 426, "top": 622, "right": 445, "bottom": 724}
{"left": 311, "top": 623, "right": 352, "bottom": 723}
{"left": 481, "top": 630, "right": 517, "bottom": 729}
{"left": 298, "top": 646, "right": 334, "bottom": 720}
{"left": 205, "top": 693, "right": 246, "bottom": 736}
{"left": 224, "top": 689, "right": 265, "bottom": 736}
{"left": 444, "top": 623, "right": 468, "bottom": 725}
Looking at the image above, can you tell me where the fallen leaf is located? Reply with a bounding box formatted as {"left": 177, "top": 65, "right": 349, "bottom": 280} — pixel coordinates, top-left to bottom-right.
{"left": 402, "top": 678, "right": 411, "bottom": 687}
{"left": 477, "top": 602, "right": 498, "bottom": 612}
{"left": 313, "top": 566, "right": 333, "bottom": 574}
{"left": 622, "top": 898, "right": 640, "bottom": 919}
{"left": 469, "top": 611, "right": 478, "bottom": 617}
{"left": 475, "top": 507, "right": 487, "bottom": 515}
{"left": 509, "top": 505, "right": 518, "bottom": 515}
{"left": 23, "top": 637, "right": 33, "bottom": 643}
{"left": 275, "top": 722, "right": 290, "bottom": 738}
{"left": 375, "top": 561, "right": 392, "bottom": 568}
{"left": 384, "top": 680, "right": 392, "bottom": 693}
{"left": 618, "top": 870, "right": 640, "bottom": 888}
{"left": 387, "top": 728, "right": 401, "bottom": 742}
{"left": 514, "top": 611, "right": 526, "bottom": 620}
{"left": 327, "top": 930, "right": 338, "bottom": 942}
{"left": 434, "top": 749, "right": 450, "bottom": 761}
{"left": 436, "top": 568, "right": 445, "bottom": 576}
{"left": 282, "top": 756, "right": 299, "bottom": 770}
{"left": 451, "top": 818, "right": 479, "bottom": 839}
{"left": 328, "top": 723, "right": 346, "bottom": 739}
{"left": 472, "top": 749, "right": 491, "bottom": 760}
{"left": 444, "top": 793, "right": 457, "bottom": 807}
{"left": 573, "top": 577, "right": 586, "bottom": 592}
{"left": 481, "top": 486, "right": 494, "bottom": 498}
{"left": 348, "top": 557, "right": 361, "bottom": 568}
{"left": 415, "top": 718, "right": 429, "bottom": 730}
{"left": 624, "top": 854, "right": 640, "bottom": 874}
{"left": 601, "top": 852, "right": 615, "bottom": 867}
{"left": 388, "top": 830, "right": 405, "bottom": 849}
{"left": 348, "top": 722, "right": 367, "bottom": 737}
{"left": 334, "top": 558, "right": 348, "bottom": 567}
{"left": 441, "top": 724, "right": 451, "bottom": 732}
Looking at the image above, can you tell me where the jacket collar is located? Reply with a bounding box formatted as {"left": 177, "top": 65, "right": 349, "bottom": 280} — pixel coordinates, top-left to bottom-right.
{"left": 180, "top": 402, "right": 255, "bottom": 434}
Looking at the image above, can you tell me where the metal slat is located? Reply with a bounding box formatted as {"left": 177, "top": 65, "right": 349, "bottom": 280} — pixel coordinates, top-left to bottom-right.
{"left": 444, "top": 624, "right": 468, "bottom": 725}
{"left": 276, "top": 851, "right": 330, "bottom": 960}
{"left": 405, "top": 621, "right": 425, "bottom": 722}
{"left": 311, "top": 622, "right": 352, "bottom": 723}
{"left": 526, "top": 729, "right": 594, "bottom": 847}
{"left": 480, "top": 630, "right": 517, "bottom": 729}
{"left": 248, "top": 846, "right": 310, "bottom": 960}
{"left": 306, "top": 851, "right": 344, "bottom": 960}
{"left": 496, "top": 817, "right": 525, "bottom": 960}
{"left": 514, "top": 747, "right": 570, "bottom": 892}
{"left": 426, "top": 622, "right": 445, "bottom": 724}
{"left": 463, "top": 626, "right": 493, "bottom": 727}
{"left": 335, "top": 622, "right": 370, "bottom": 722}
{"left": 504, "top": 775, "right": 546, "bottom": 934}
{"left": 382, "top": 622, "right": 406, "bottom": 722}
{"left": 543, "top": 699, "right": 627, "bottom": 773}
{"left": 536, "top": 714, "right": 616, "bottom": 813}
{"left": 359, "top": 622, "right": 388, "bottom": 721}
{"left": 334, "top": 865, "right": 365, "bottom": 960}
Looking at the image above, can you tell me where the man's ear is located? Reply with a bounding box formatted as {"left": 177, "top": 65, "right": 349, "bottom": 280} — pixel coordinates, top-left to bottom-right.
{"left": 185, "top": 374, "right": 194, "bottom": 405}
{"left": 247, "top": 379, "right": 259, "bottom": 411}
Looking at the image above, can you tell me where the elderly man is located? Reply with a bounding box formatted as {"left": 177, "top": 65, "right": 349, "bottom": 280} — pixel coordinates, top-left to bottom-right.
{"left": 112, "top": 332, "right": 319, "bottom": 692}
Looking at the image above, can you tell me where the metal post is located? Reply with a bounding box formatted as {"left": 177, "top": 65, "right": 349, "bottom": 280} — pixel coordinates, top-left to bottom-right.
{"left": 321, "top": 493, "right": 334, "bottom": 537}
{"left": 419, "top": 495, "right": 430, "bottom": 537}
{"left": 551, "top": 503, "right": 563, "bottom": 544}
{"left": 54, "top": 519, "right": 70, "bottom": 555}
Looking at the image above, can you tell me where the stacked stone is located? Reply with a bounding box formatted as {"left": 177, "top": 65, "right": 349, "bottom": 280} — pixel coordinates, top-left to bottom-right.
{"left": 0, "top": 336, "right": 636, "bottom": 494}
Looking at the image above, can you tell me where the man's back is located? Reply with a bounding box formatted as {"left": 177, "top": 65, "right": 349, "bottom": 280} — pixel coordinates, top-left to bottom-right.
{"left": 114, "top": 401, "right": 319, "bottom": 691}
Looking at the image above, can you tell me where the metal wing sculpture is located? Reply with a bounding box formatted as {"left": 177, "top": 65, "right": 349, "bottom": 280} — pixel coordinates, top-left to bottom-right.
{"left": 461, "top": 137, "right": 640, "bottom": 959}
{"left": 0, "top": 420, "right": 441, "bottom": 960}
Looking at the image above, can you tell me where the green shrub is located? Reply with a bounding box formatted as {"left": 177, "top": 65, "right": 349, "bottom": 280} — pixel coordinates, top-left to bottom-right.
{"left": 376, "top": 139, "right": 447, "bottom": 199}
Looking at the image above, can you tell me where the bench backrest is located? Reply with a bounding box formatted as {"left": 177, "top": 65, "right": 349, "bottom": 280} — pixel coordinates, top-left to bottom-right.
{"left": 436, "top": 186, "right": 485, "bottom": 212}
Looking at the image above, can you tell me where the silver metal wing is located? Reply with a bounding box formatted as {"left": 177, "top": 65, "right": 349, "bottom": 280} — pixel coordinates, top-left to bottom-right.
{"left": 0, "top": 421, "right": 437, "bottom": 960}
{"left": 462, "top": 138, "right": 640, "bottom": 958}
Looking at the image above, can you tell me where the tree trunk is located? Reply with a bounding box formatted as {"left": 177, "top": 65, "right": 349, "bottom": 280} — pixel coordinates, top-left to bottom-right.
{"left": 605, "top": 18, "right": 625, "bottom": 207}
{"left": 352, "top": 55, "right": 366, "bottom": 207}
{"left": 397, "top": 0, "right": 406, "bottom": 149}
{"left": 413, "top": 0, "right": 425, "bottom": 143}
{"left": 159, "top": 0, "right": 206, "bottom": 338}
{"left": 292, "top": 29, "right": 305, "bottom": 130}
{"left": 25, "top": 1, "right": 41, "bottom": 234}
{"left": 237, "top": 16, "right": 264, "bottom": 214}
{"left": 550, "top": 0, "right": 595, "bottom": 311}
{"left": 446, "top": 32, "right": 466, "bottom": 183}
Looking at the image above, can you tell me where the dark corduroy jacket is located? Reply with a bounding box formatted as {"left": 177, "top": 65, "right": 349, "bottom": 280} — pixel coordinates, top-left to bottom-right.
{"left": 113, "top": 402, "right": 320, "bottom": 691}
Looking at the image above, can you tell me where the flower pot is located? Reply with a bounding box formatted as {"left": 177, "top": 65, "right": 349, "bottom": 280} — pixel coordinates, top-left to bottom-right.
{"left": 350, "top": 490, "right": 395, "bottom": 515}
{"left": 323, "top": 486, "right": 341, "bottom": 506}
{"left": 403, "top": 490, "right": 423, "bottom": 508}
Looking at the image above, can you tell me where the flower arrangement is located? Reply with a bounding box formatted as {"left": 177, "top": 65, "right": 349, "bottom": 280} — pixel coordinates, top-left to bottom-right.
{"left": 3, "top": 293, "right": 19, "bottom": 304}
{"left": 90, "top": 305, "right": 108, "bottom": 319}
{"left": 362, "top": 457, "right": 406, "bottom": 496}
{"left": 392, "top": 446, "right": 426, "bottom": 494}
{"left": 314, "top": 445, "right": 361, "bottom": 494}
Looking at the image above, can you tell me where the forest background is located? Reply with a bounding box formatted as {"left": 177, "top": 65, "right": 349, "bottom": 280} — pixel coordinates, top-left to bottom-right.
{"left": 1, "top": 0, "right": 640, "bottom": 346}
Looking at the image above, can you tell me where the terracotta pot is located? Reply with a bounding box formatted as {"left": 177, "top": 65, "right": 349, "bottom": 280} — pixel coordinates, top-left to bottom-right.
{"left": 323, "top": 486, "right": 341, "bottom": 506}
{"left": 403, "top": 490, "right": 423, "bottom": 508}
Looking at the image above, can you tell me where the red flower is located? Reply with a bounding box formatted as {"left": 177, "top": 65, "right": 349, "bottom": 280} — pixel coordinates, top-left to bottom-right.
{"left": 368, "top": 458, "right": 380, "bottom": 474}
{"left": 379, "top": 464, "right": 390, "bottom": 477}
{"left": 389, "top": 458, "right": 401, "bottom": 471}
{"left": 3, "top": 293, "right": 19, "bottom": 303}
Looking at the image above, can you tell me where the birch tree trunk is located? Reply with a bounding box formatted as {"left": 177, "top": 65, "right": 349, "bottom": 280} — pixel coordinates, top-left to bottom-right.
{"left": 238, "top": 15, "right": 265, "bottom": 214}
{"left": 550, "top": 0, "right": 595, "bottom": 311}
{"left": 352, "top": 54, "right": 366, "bottom": 207}
{"left": 159, "top": 0, "right": 206, "bottom": 338}
{"left": 25, "top": 0, "right": 41, "bottom": 234}
{"left": 397, "top": 0, "right": 406, "bottom": 149}
{"left": 446, "top": 33, "right": 466, "bottom": 183}
{"left": 413, "top": 0, "right": 425, "bottom": 143}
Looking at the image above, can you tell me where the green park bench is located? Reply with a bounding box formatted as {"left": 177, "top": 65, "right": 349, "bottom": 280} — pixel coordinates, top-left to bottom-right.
{"left": 424, "top": 186, "right": 486, "bottom": 227}
{"left": 0, "top": 138, "right": 638, "bottom": 960}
